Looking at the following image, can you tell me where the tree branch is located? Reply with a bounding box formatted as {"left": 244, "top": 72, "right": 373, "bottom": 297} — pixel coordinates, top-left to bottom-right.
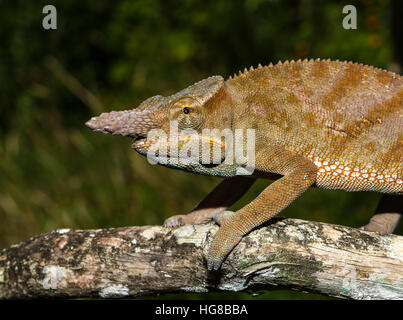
{"left": 0, "top": 218, "right": 402, "bottom": 299}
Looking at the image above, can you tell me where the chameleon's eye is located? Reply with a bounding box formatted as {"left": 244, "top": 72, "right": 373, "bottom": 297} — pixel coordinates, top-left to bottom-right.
{"left": 183, "top": 107, "right": 191, "bottom": 115}
{"left": 168, "top": 97, "right": 204, "bottom": 129}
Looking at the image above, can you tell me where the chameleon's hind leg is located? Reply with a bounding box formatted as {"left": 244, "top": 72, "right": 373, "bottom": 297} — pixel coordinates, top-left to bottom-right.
{"left": 163, "top": 176, "right": 256, "bottom": 227}
{"left": 361, "top": 194, "right": 401, "bottom": 234}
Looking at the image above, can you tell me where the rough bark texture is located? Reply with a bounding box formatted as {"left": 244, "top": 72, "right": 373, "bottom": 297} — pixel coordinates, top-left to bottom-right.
{"left": 0, "top": 218, "right": 402, "bottom": 299}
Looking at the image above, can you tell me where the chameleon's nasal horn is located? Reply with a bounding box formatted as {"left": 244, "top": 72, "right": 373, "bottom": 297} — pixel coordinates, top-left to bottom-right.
{"left": 85, "top": 109, "right": 157, "bottom": 137}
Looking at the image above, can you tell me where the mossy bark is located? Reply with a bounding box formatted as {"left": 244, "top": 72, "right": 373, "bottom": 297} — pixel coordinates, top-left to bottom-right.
{"left": 0, "top": 218, "right": 402, "bottom": 299}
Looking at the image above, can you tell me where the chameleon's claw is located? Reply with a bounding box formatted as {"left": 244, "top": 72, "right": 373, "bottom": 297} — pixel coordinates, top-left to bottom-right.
{"left": 207, "top": 219, "right": 243, "bottom": 270}
{"left": 207, "top": 256, "right": 226, "bottom": 271}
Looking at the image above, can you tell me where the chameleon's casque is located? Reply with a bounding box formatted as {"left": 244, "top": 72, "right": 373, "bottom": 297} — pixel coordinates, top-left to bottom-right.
{"left": 86, "top": 58, "right": 402, "bottom": 270}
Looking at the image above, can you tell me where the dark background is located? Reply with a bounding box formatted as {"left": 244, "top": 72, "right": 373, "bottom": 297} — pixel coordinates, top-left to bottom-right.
{"left": 0, "top": 0, "right": 402, "bottom": 299}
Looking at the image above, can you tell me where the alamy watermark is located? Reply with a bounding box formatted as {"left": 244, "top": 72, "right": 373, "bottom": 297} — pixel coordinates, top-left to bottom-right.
{"left": 42, "top": 5, "right": 57, "bottom": 30}
{"left": 342, "top": 5, "right": 357, "bottom": 30}
{"left": 43, "top": 4, "right": 357, "bottom": 31}
{"left": 144, "top": 121, "right": 256, "bottom": 175}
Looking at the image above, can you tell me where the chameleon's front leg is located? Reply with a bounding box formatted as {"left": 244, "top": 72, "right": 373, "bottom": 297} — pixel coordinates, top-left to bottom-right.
{"left": 164, "top": 176, "right": 256, "bottom": 227}
{"left": 207, "top": 150, "right": 317, "bottom": 270}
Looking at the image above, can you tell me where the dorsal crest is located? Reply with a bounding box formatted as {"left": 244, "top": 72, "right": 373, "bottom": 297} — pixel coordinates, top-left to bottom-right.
{"left": 227, "top": 58, "right": 399, "bottom": 82}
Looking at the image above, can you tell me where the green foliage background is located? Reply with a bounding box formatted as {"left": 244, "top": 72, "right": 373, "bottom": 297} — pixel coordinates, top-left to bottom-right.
{"left": 0, "top": 0, "right": 401, "bottom": 299}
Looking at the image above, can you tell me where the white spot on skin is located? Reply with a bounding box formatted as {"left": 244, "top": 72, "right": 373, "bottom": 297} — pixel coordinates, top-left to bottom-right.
{"left": 131, "top": 239, "right": 137, "bottom": 245}
{"left": 89, "top": 233, "right": 95, "bottom": 238}
{"left": 57, "top": 229, "right": 70, "bottom": 234}
{"left": 99, "top": 285, "right": 129, "bottom": 298}
{"left": 42, "top": 265, "right": 72, "bottom": 290}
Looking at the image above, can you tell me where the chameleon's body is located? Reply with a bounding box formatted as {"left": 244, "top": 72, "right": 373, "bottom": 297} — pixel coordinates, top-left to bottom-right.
{"left": 86, "top": 58, "right": 402, "bottom": 270}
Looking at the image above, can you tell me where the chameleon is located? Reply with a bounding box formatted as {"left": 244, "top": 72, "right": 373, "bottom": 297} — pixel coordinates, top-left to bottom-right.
{"left": 86, "top": 58, "right": 402, "bottom": 270}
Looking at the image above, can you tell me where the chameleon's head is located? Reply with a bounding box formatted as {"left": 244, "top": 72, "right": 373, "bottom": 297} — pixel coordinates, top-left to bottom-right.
{"left": 86, "top": 76, "right": 238, "bottom": 175}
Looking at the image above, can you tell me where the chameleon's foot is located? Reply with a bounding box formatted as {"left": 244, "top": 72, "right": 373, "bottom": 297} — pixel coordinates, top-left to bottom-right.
{"left": 207, "top": 215, "right": 243, "bottom": 270}
{"left": 360, "top": 195, "right": 401, "bottom": 234}
{"left": 163, "top": 214, "right": 210, "bottom": 228}
{"left": 361, "top": 213, "right": 401, "bottom": 234}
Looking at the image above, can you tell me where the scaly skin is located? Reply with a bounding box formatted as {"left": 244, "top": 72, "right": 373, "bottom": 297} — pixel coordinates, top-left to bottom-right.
{"left": 86, "top": 58, "right": 402, "bottom": 270}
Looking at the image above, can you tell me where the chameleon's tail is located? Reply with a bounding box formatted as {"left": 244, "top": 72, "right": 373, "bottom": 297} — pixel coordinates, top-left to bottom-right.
{"left": 85, "top": 109, "right": 158, "bottom": 138}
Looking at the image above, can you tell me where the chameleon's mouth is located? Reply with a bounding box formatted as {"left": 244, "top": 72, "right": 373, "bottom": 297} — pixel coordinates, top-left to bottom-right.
{"left": 131, "top": 135, "right": 147, "bottom": 147}
{"left": 131, "top": 134, "right": 228, "bottom": 165}
{"left": 130, "top": 135, "right": 153, "bottom": 155}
